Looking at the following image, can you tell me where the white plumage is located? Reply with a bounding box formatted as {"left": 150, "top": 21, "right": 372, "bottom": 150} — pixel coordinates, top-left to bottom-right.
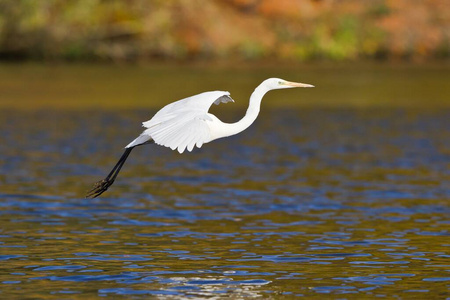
{"left": 126, "top": 91, "right": 234, "bottom": 153}
{"left": 86, "top": 78, "right": 314, "bottom": 198}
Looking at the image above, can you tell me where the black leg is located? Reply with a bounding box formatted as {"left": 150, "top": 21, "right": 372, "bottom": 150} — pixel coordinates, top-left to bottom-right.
{"left": 86, "top": 147, "right": 135, "bottom": 198}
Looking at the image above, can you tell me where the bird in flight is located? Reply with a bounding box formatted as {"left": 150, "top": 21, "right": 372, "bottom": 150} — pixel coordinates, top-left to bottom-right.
{"left": 86, "top": 78, "right": 314, "bottom": 198}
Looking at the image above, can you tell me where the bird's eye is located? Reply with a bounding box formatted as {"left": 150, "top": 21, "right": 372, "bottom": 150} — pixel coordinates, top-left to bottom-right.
{"left": 278, "top": 81, "right": 284, "bottom": 85}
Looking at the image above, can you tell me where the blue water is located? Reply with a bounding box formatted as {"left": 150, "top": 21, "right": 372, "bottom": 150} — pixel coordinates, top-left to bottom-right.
{"left": 0, "top": 108, "right": 449, "bottom": 297}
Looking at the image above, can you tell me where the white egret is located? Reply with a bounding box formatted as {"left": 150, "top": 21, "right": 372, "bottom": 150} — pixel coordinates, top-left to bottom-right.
{"left": 86, "top": 78, "right": 314, "bottom": 198}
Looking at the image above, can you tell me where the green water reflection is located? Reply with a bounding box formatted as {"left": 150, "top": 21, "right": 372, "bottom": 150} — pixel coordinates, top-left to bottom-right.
{"left": 0, "top": 63, "right": 449, "bottom": 110}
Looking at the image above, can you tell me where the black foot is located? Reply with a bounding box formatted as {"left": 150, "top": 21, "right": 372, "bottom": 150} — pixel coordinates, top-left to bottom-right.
{"left": 86, "top": 178, "right": 114, "bottom": 198}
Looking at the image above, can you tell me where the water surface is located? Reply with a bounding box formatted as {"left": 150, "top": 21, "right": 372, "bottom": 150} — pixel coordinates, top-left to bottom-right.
{"left": 0, "top": 64, "right": 449, "bottom": 298}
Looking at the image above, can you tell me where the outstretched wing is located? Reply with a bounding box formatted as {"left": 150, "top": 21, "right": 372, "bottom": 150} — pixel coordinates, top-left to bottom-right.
{"left": 126, "top": 91, "right": 234, "bottom": 153}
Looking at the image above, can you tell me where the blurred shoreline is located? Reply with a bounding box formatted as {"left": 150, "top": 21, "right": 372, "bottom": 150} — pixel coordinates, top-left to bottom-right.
{"left": 1, "top": 1, "right": 448, "bottom": 63}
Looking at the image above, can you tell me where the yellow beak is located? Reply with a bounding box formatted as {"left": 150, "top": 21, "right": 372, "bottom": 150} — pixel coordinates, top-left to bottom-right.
{"left": 285, "top": 81, "right": 314, "bottom": 88}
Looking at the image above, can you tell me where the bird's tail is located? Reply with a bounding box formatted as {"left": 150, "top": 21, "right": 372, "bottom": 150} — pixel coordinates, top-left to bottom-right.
{"left": 125, "top": 134, "right": 152, "bottom": 148}
{"left": 86, "top": 147, "right": 135, "bottom": 198}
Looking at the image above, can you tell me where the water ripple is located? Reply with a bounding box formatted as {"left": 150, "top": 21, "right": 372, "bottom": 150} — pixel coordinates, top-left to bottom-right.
{"left": 0, "top": 108, "right": 449, "bottom": 297}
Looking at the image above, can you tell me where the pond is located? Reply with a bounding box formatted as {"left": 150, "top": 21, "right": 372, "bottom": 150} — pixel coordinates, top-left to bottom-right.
{"left": 0, "top": 63, "right": 449, "bottom": 297}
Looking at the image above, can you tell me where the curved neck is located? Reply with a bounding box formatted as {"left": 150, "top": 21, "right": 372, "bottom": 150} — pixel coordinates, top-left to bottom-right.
{"left": 216, "top": 84, "right": 269, "bottom": 138}
{"left": 243, "top": 84, "right": 268, "bottom": 126}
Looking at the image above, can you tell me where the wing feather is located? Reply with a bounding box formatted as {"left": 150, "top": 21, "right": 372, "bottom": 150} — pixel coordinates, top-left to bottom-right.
{"left": 126, "top": 91, "right": 234, "bottom": 150}
{"left": 214, "top": 94, "right": 235, "bottom": 105}
{"left": 142, "top": 91, "right": 233, "bottom": 128}
{"left": 144, "top": 116, "right": 212, "bottom": 153}
{"left": 176, "top": 131, "right": 192, "bottom": 154}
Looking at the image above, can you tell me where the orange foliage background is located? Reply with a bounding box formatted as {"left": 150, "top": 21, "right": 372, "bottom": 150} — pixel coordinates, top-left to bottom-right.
{"left": 0, "top": 0, "right": 448, "bottom": 61}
